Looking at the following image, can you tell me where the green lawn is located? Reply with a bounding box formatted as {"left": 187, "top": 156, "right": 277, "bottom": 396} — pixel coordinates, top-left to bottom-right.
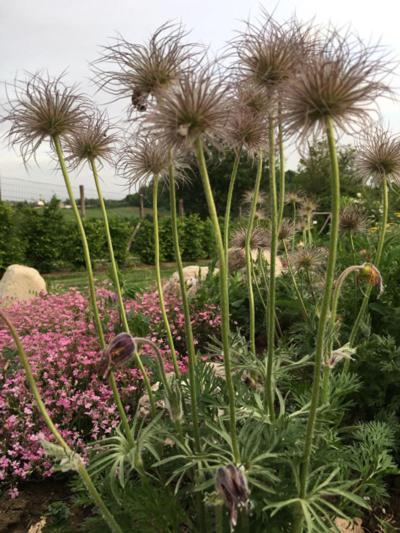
{"left": 44, "top": 262, "right": 204, "bottom": 292}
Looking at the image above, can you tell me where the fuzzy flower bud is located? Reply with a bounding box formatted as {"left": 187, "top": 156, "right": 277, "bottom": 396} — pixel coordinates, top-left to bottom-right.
{"left": 99, "top": 332, "right": 134, "bottom": 379}
{"left": 215, "top": 464, "right": 250, "bottom": 528}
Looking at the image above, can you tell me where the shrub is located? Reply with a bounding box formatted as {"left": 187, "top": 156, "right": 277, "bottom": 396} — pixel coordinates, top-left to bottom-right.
{"left": 0, "top": 202, "right": 25, "bottom": 271}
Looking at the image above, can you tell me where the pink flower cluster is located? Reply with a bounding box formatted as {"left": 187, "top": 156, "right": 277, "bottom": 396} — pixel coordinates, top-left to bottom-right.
{"left": 0, "top": 288, "right": 220, "bottom": 487}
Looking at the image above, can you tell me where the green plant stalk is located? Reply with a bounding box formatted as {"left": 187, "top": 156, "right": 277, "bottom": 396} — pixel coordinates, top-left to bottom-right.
{"left": 168, "top": 162, "right": 201, "bottom": 452}
{"left": 297, "top": 116, "right": 341, "bottom": 508}
{"left": 321, "top": 265, "right": 357, "bottom": 403}
{"left": 348, "top": 177, "right": 389, "bottom": 348}
{"left": 282, "top": 240, "right": 310, "bottom": 324}
{"left": 89, "top": 158, "right": 155, "bottom": 416}
{"left": 53, "top": 137, "right": 133, "bottom": 446}
{"left": 194, "top": 138, "right": 240, "bottom": 464}
{"left": 89, "top": 158, "right": 129, "bottom": 330}
{"left": 245, "top": 153, "right": 263, "bottom": 354}
{"left": 152, "top": 174, "right": 181, "bottom": 379}
{"left": 278, "top": 120, "right": 285, "bottom": 229}
{"left": 0, "top": 311, "right": 122, "bottom": 533}
{"left": 224, "top": 150, "right": 241, "bottom": 260}
{"left": 264, "top": 117, "right": 277, "bottom": 420}
{"left": 292, "top": 202, "right": 297, "bottom": 251}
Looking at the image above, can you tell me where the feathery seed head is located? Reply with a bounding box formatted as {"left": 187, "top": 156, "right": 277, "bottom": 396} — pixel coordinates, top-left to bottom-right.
{"left": 234, "top": 14, "right": 313, "bottom": 97}
{"left": 65, "top": 111, "right": 117, "bottom": 168}
{"left": 118, "top": 134, "right": 187, "bottom": 188}
{"left": 356, "top": 126, "right": 400, "bottom": 186}
{"left": 2, "top": 73, "right": 89, "bottom": 162}
{"left": 278, "top": 218, "right": 296, "bottom": 241}
{"left": 339, "top": 204, "right": 368, "bottom": 233}
{"left": 94, "top": 22, "right": 197, "bottom": 110}
{"left": 231, "top": 225, "right": 270, "bottom": 250}
{"left": 291, "top": 246, "right": 328, "bottom": 273}
{"left": 282, "top": 29, "right": 393, "bottom": 140}
{"left": 144, "top": 64, "right": 230, "bottom": 150}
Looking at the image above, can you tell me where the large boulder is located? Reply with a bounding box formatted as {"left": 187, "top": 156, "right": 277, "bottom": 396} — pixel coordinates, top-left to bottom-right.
{"left": 164, "top": 265, "right": 210, "bottom": 296}
{"left": 0, "top": 265, "right": 47, "bottom": 305}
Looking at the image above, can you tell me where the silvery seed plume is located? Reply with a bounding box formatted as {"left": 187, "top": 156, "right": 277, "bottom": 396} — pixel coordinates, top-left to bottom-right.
{"left": 285, "top": 191, "right": 304, "bottom": 205}
{"left": 356, "top": 126, "right": 400, "bottom": 186}
{"left": 93, "top": 22, "right": 198, "bottom": 111}
{"left": 65, "top": 110, "right": 118, "bottom": 169}
{"left": 231, "top": 225, "right": 271, "bottom": 250}
{"left": 278, "top": 218, "right": 296, "bottom": 241}
{"left": 242, "top": 189, "right": 266, "bottom": 206}
{"left": 144, "top": 64, "right": 230, "bottom": 150}
{"left": 282, "top": 28, "right": 393, "bottom": 140}
{"left": 291, "top": 246, "right": 328, "bottom": 273}
{"left": 339, "top": 205, "right": 368, "bottom": 233}
{"left": 233, "top": 13, "right": 315, "bottom": 100}
{"left": 117, "top": 133, "right": 187, "bottom": 188}
{"left": 2, "top": 72, "right": 90, "bottom": 163}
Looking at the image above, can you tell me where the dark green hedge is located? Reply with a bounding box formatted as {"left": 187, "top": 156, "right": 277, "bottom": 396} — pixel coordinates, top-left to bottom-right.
{"left": 131, "top": 214, "right": 215, "bottom": 264}
{"left": 0, "top": 200, "right": 215, "bottom": 273}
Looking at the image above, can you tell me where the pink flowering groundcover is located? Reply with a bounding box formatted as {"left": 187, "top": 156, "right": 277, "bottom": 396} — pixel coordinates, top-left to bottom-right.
{"left": 0, "top": 288, "right": 220, "bottom": 495}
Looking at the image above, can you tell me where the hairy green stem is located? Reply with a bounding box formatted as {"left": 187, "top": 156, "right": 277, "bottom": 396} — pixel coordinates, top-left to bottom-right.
{"left": 278, "top": 120, "right": 285, "bottom": 229}
{"left": 152, "top": 175, "right": 181, "bottom": 378}
{"left": 0, "top": 311, "right": 122, "bottom": 533}
{"left": 53, "top": 137, "right": 133, "bottom": 445}
{"left": 224, "top": 150, "right": 241, "bottom": 259}
{"left": 264, "top": 117, "right": 277, "bottom": 420}
{"left": 245, "top": 153, "right": 263, "bottom": 354}
{"left": 53, "top": 137, "right": 104, "bottom": 346}
{"left": 348, "top": 177, "right": 388, "bottom": 347}
{"left": 282, "top": 241, "right": 310, "bottom": 324}
{"left": 195, "top": 138, "right": 240, "bottom": 464}
{"left": 297, "top": 116, "right": 341, "bottom": 505}
{"left": 89, "top": 158, "right": 155, "bottom": 419}
{"left": 89, "top": 158, "right": 129, "bottom": 331}
{"left": 169, "top": 161, "right": 201, "bottom": 452}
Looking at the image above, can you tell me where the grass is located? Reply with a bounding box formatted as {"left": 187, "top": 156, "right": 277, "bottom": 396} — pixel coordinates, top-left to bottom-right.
{"left": 45, "top": 261, "right": 205, "bottom": 292}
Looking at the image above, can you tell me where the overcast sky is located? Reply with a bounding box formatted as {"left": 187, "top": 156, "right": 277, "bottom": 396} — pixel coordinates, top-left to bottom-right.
{"left": 1, "top": 0, "right": 400, "bottom": 201}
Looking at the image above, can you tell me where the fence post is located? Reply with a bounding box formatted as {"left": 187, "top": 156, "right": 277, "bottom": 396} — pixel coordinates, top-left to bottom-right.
{"left": 139, "top": 193, "right": 145, "bottom": 219}
{"left": 79, "top": 185, "right": 86, "bottom": 219}
{"left": 178, "top": 197, "right": 185, "bottom": 219}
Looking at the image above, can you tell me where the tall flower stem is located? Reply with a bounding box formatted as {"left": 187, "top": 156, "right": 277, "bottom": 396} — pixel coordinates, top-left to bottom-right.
{"left": 348, "top": 177, "right": 389, "bottom": 347}
{"left": 245, "top": 153, "right": 263, "bottom": 354}
{"left": 89, "top": 158, "right": 129, "bottom": 330}
{"left": 224, "top": 150, "right": 241, "bottom": 258}
{"left": 168, "top": 159, "right": 201, "bottom": 452}
{"left": 53, "top": 137, "right": 133, "bottom": 446}
{"left": 282, "top": 240, "right": 310, "bottom": 324}
{"left": 152, "top": 174, "right": 181, "bottom": 379}
{"left": 0, "top": 311, "right": 122, "bottom": 533}
{"left": 278, "top": 119, "right": 285, "bottom": 229}
{"left": 89, "top": 158, "right": 155, "bottom": 417}
{"left": 195, "top": 138, "right": 240, "bottom": 464}
{"left": 264, "top": 117, "right": 277, "bottom": 420}
{"left": 297, "top": 116, "right": 341, "bottom": 510}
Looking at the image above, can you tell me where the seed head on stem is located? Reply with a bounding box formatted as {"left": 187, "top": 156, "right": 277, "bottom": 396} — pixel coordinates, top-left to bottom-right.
{"left": 93, "top": 22, "right": 198, "bottom": 111}
{"left": 2, "top": 72, "right": 89, "bottom": 163}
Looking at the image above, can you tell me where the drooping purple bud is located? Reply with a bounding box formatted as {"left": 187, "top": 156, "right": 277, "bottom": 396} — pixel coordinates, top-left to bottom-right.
{"left": 215, "top": 464, "right": 250, "bottom": 528}
{"left": 99, "top": 333, "right": 134, "bottom": 379}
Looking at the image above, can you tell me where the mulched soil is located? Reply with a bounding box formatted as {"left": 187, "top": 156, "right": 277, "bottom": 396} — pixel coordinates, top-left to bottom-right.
{"left": 0, "top": 477, "right": 84, "bottom": 532}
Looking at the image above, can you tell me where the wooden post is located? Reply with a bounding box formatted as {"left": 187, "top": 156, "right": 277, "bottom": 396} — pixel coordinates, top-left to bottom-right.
{"left": 139, "top": 192, "right": 145, "bottom": 219}
{"left": 79, "top": 185, "right": 86, "bottom": 219}
{"left": 178, "top": 197, "right": 184, "bottom": 218}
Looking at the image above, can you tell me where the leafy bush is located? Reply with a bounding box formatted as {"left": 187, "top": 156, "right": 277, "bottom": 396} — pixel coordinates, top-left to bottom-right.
{"left": 0, "top": 202, "right": 25, "bottom": 270}
{"left": 132, "top": 214, "right": 215, "bottom": 264}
